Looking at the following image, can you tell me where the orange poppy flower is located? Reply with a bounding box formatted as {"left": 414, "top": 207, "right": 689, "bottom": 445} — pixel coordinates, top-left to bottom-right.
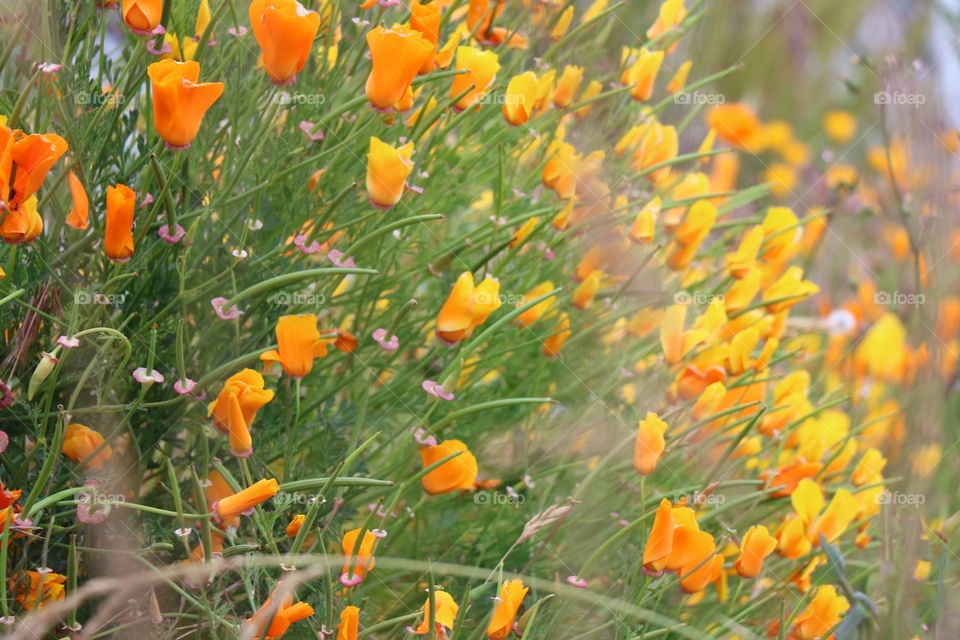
{"left": 410, "top": 2, "right": 440, "bottom": 73}
{"left": 0, "top": 195, "right": 42, "bottom": 244}
{"left": 147, "top": 59, "right": 224, "bottom": 148}
{"left": 413, "top": 591, "right": 459, "bottom": 634}
{"left": 734, "top": 525, "right": 777, "bottom": 578}
{"left": 104, "top": 183, "right": 135, "bottom": 261}
{"left": 514, "top": 281, "right": 555, "bottom": 327}
{"left": 541, "top": 312, "right": 571, "bottom": 358}
{"left": 249, "top": 0, "right": 321, "bottom": 85}
{"left": 336, "top": 606, "right": 360, "bottom": 640}
{"left": 487, "top": 579, "right": 528, "bottom": 640}
{"left": 435, "top": 272, "right": 501, "bottom": 343}
{"left": 246, "top": 582, "right": 315, "bottom": 639}
{"left": 622, "top": 49, "right": 663, "bottom": 102}
{"left": 552, "top": 65, "right": 583, "bottom": 108}
{"left": 420, "top": 439, "right": 478, "bottom": 495}
{"left": 366, "top": 137, "right": 415, "bottom": 209}
{"left": 450, "top": 46, "right": 500, "bottom": 111}
{"left": 503, "top": 72, "right": 538, "bottom": 126}
{"left": 62, "top": 424, "right": 113, "bottom": 469}
{"left": 365, "top": 26, "right": 433, "bottom": 110}
{"left": 340, "top": 528, "right": 378, "bottom": 585}
{"left": 260, "top": 314, "right": 333, "bottom": 377}
{"left": 122, "top": 0, "right": 163, "bottom": 32}
{"left": 207, "top": 368, "right": 276, "bottom": 457}
{"left": 633, "top": 412, "right": 667, "bottom": 474}
{"left": 10, "top": 570, "right": 66, "bottom": 610}
{"left": 213, "top": 478, "right": 279, "bottom": 523}
{"left": 1, "top": 126, "right": 68, "bottom": 211}
{"left": 66, "top": 170, "right": 89, "bottom": 230}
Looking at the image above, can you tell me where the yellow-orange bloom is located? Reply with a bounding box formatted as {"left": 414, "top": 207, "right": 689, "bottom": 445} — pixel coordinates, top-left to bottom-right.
{"left": 503, "top": 72, "right": 538, "bottom": 126}
{"left": 420, "top": 439, "right": 478, "bottom": 494}
{"left": 633, "top": 412, "right": 667, "bottom": 474}
{"left": 725, "top": 225, "right": 763, "bottom": 279}
{"left": 0, "top": 195, "right": 42, "bottom": 244}
{"left": 541, "top": 312, "right": 571, "bottom": 358}
{"left": 630, "top": 197, "right": 660, "bottom": 244}
{"left": 515, "top": 281, "right": 555, "bottom": 327}
{"left": 366, "top": 136, "right": 415, "bottom": 209}
{"left": 549, "top": 6, "right": 574, "bottom": 41}
{"left": 435, "top": 272, "right": 501, "bottom": 343}
{"left": 207, "top": 368, "right": 275, "bottom": 457}
{"left": 450, "top": 46, "right": 501, "bottom": 111}
{"left": 147, "top": 59, "right": 223, "bottom": 148}
{"left": 487, "top": 579, "right": 528, "bottom": 640}
{"left": 246, "top": 582, "right": 315, "bottom": 639}
{"left": 622, "top": 49, "right": 663, "bottom": 102}
{"left": 1, "top": 126, "right": 68, "bottom": 211}
{"left": 762, "top": 266, "right": 819, "bottom": 313}
{"left": 213, "top": 478, "right": 279, "bottom": 523}
{"left": 706, "top": 103, "right": 764, "bottom": 150}
{"left": 365, "top": 26, "right": 433, "bottom": 110}
{"left": 122, "top": 0, "right": 163, "bottom": 32}
{"left": 286, "top": 514, "right": 306, "bottom": 537}
{"left": 660, "top": 304, "right": 708, "bottom": 365}
{"left": 10, "top": 570, "right": 66, "bottom": 610}
{"left": 646, "top": 0, "right": 686, "bottom": 41}
{"left": 414, "top": 590, "right": 459, "bottom": 634}
{"left": 249, "top": 0, "right": 321, "bottom": 85}
{"left": 62, "top": 424, "right": 113, "bottom": 469}
{"left": 66, "top": 170, "right": 89, "bottom": 230}
{"left": 809, "top": 488, "right": 857, "bottom": 544}
{"left": 791, "top": 585, "right": 849, "bottom": 640}
{"left": 410, "top": 2, "right": 440, "bottom": 73}
{"left": 336, "top": 606, "right": 360, "bottom": 640}
{"left": 542, "top": 140, "right": 580, "bottom": 199}
{"left": 341, "top": 528, "right": 378, "bottom": 584}
{"left": 632, "top": 121, "right": 677, "bottom": 180}
{"left": 642, "top": 499, "right": 675, "bottom": 572}
{"left": 572, "top": 269, "right": 602, "bottom": 310}
{"left": 734, "top": 525, "right": 777, "bottom": 578}
{"left": 552, "top": 65, "right": 583, "bottom": 108}
{"left": 104, "top": 184, "right": 136, "bottom": 261}
{"left": 260, "top": 314, "right": 333, "bottom": 377}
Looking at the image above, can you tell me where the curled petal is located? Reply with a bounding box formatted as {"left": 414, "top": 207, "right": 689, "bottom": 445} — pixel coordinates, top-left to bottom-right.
{"left": 133, "top": 367, "right": 165, "bottom": 384}
{"left": 173, "top": 378, "right": 197, "bottom": 394}
{"left": 211, "top": 297, "right": 244, "bottom": 320}
{"left": 158, "top": 224, "right": 186, "bottom": 244}
{"left": 298, "top": 121, "right": 325, "bottom": 141}
{"left": 421, "top": 379, "right": 454, "bottom": 401}
{"left": 294, "top": 234, "right": 323, "bottom": 254}
{"left": 566, "top": 575, "right": 589, "bottom": 588}
{"left": 56, "top": 336, "right": 80, "bottom": 349}
{"left": 372, "top": 328, "right": 399, "bottom": 351}
{"left": 327, "top": 249, "right": 356, "bottom": 268}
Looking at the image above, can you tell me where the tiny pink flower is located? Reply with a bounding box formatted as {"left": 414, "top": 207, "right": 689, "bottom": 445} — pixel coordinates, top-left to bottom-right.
{"left": 37, "top": 62, "right": 63, "bottom": 74}
{"left": 139, "top": 193, "right": 155, "bottom": 207}
{"left": 566, "top": 575, "right": 589, "bottom": 588}
{"left": 411, "top": 427, "right": 437, "bottom": 447}
{"left": 56, "top": 336, "right": 80, "bottom": 349}
{"left": 405, "top": 182, "right": 424, "bottom": 194}
{"left": 339, "top": 573, "right": 363, "bottom": 587}
{"left": 174, "top": 378, "right": 197, "bottom": 394}
{"left": 133, "top": 368, "right": 165, "bottom": 384}
{"left": 328, "top": 249, "right": 356, "bottom": 268}
{"left": 371, "top": 528, "right": 388, "bottom": 538}
{"left": 146, "top": 39, "right": 172, "bottom": 55}
{"left": 422, "top": 380, "right": 454, "bottom": 401}
{"left": 211, "top": 297, "right": 244, "bottom": 320}
{"left": 0, "top": 430, "right": 7, "bottom": 453}
{"left": 158, "top": 224, "right": 186, "bottom": 243}
{"left": 372, "top": 328, "right": 399, "bottom": 351}
{"left": 299, "top": 121, "right": 324, "bottom": 141}
{"left": 294, "top": 235, "right": 323, "bottom": 254}
{"left": 228, "top": 26, "right": 248, "bottom": 36}
{"left": 232, "top": 248, "right": 249, "bottom": 258}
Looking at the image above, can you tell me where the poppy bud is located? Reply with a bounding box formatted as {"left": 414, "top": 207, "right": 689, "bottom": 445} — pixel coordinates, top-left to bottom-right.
{"left": 366, "top": 136, "right": 415, "bottom": 209}
{"left": 104, "top": 184, "right": 136, "bottom": 261}
{"left": 249, "top": 0, "right": 321, "bottom": 85}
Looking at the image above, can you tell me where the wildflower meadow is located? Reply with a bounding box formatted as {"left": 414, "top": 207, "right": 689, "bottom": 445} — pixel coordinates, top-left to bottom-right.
{"left": 0, "top": 0, "right": 957, "bottom": 638}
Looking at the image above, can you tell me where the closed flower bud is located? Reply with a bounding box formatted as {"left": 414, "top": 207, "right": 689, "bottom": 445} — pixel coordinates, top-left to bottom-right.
{"left": 366, "top": 136, "right": 415, "bottom": 209}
